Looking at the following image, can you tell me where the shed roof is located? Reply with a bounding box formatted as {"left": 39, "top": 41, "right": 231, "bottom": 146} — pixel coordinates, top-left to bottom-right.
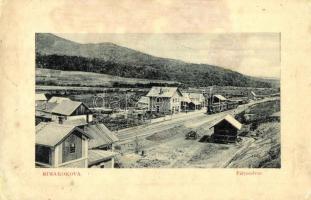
{"left": 35, "top": 123, "right": 91, "bottom": 147}
{"left": 211, "top": 115, "right": 242, "bottom": 130}
{"left": 84, "top": 123, "right": 119, "bottom": 149}
{"left": 36, "top": 93, "right": 47, "bottom": 101}
{"left": 88, "top": 150, "right": 118, "bottom": 166}
{"left": 51, "top": 100, "right": 84, "bottom": 116}
{"left": 146, "top": 87, "right": 183, "bottom": 98}
{"left": 213, "top": 94, "right": 227, "bottom": 101}
{"left": 48, "top": 97, "right": 71, "bottom": 104}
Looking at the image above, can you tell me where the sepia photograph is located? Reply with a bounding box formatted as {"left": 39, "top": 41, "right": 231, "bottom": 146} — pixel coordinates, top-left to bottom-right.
{"left": 35, "top": 33, "right": 281, "bottom": 168}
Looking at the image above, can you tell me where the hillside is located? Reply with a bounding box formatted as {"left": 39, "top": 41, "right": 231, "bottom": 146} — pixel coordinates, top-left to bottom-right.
{"left": 35, "top": 33, "right": 273, "bottom": 88}
{"left": 36, "top": 68, "right": 180, "bottom": 88}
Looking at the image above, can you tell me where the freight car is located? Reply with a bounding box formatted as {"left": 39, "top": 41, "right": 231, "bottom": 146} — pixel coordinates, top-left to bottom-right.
{"left": 207, "top": 100, "right": 239, "bottom": 114}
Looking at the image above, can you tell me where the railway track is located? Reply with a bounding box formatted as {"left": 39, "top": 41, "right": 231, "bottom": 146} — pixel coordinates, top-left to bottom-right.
{"left": 115, "top": 97, "right": 279, "bottom": 143}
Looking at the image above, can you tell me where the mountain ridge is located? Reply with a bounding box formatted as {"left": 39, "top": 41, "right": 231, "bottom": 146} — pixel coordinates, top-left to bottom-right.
{"left": 35, "top": 33, "right": 274, "bottom": 88}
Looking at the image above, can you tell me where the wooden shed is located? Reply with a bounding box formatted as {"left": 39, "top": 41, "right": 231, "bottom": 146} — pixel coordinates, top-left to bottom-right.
{"left": 210, "top": 115, "right": 242, "bottom": 143}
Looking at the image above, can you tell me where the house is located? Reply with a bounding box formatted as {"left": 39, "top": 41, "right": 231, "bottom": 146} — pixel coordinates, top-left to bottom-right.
{"left": 48, "top": 96, "right": 71, "bottom": 104}
{"left": 35, "top": 102, "right": 58, "bottom": 125}
{"left": 84, "top": 123, "right": 119, "bottom": 150}
{"left": 136, "top": 96, "right": 149, "bottom": 109}
{"left": 210, "top": 115, "right": 242, "bottom": 143}
{"left": 184, "top": 92, "right": 205, "bottom": 110}
{"left": 35, "top": 93, "right": 48, "bottom": 107}
{"left": 181, "top": 93, "right": 191, "bottom": 111}
{"left": 51, "top": 100, "right": 93, "bottom": 123}
{"left": 88, "top": 150, "right": 118, "bottom": 168}
{"left": 36, "top": 98, "right": 93, "bottom": 125}
{"left": 146, "top": 87, "right": 183, "bottom": 114}
{"left": 35, "top": 123, "right": 91, "bottom": 168}
{"left": 35, "top": 122, "right": 119, "bottom": 168}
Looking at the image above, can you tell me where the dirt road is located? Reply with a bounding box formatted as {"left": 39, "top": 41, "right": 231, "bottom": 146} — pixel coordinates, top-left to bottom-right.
{"left": 116, "top": 98, "right": 280, "bottom": 168}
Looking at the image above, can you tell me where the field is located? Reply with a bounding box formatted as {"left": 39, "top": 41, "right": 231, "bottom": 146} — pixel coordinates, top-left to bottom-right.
{"left": 36, "top": 68, "right": 180, "bottom": 87}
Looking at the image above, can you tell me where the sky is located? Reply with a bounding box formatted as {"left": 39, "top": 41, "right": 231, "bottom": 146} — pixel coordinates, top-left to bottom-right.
{"left": 56, "top": 33, "right": 281, "bottom": 78}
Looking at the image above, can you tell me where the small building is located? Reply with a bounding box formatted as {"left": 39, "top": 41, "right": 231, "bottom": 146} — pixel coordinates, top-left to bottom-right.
{"left": 35, "top": 122, "right": 118, "bottom": 168}
{"left": 181, "top": 93, "right": 191, "bottom": 111}
{"left": 35, "top": 110, "right": 52, "bottom": 125}
{"left": 84, "top": 123, "right": 119, "bottom": 150}
{"left": 188, "top": 92, "right": 205, "bottom": 110}
{"left": 146, "top": 87, "right": 183, "bottom": 114}
{"left": 35, "top": 102, "right": 58, "bottom": 125}
{"left": 35, "top": 123, "right": 91, "bottom": 168}
{"left": 212, "top": 94, "right": 227, "bottom": 103}
{"left": 88, "top": 150, "right": 118, "bottom": 168}
{"left": 35, "top": 93, "right": 48, "bottom": 108}
{"left": 51, "top": 100, "right": 93, "bottom": 123}
{"left": 36, "top": 93, "right": 47, "bottom": 102}
{"left": 181, "top": 92, "right": 205, "bottom": 111}
{"left": 48, "top": 96, "right": 71, "bottom": 104}
{"left": 210, "top": 115, "right": 242, "bottom": 143}
{"left": 136, "top": 96, "right": 149, "bottom": 109}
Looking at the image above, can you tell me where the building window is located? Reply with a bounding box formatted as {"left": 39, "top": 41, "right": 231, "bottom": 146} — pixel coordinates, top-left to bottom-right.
{"left": 70, "top": 143, "right": 76, "bottom": 153}
{"left": 157, "top": 98, "right": 161, "bottom": 102}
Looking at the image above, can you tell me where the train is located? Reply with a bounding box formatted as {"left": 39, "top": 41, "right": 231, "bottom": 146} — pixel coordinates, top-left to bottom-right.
{"left": 207, "top": 101, "right": 239, "bottom": 114}
{"left": 206, "top": 94, "right": 245, "bottom": 114}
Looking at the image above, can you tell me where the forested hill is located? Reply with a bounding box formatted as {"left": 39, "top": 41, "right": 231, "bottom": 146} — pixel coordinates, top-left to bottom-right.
{"left": 35, "top": 33, "right": 272, "bottom": 88}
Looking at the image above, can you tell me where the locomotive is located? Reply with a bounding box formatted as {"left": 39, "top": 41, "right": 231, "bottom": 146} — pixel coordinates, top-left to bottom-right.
{"left": 207, "top": 94, "right": 239, "bottom": 114}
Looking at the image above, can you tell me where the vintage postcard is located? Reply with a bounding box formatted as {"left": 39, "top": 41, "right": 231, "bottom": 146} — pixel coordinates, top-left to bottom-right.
{"left": 35, "top": 33, "right": 280, "bottom": 169}
{"left": 0, "top": 0, "right": 310, "bottom": 200}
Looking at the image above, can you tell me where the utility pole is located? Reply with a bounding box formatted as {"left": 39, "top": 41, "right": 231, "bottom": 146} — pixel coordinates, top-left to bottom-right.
{"left": 125, "top": 91, "right": 127, "bottom": 111}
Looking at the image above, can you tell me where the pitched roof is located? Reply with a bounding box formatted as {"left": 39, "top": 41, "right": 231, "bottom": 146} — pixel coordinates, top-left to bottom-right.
{"left": 211, "top": 115, "right": 242, "bottom": 130}
{"left": 88, "top": 150, "right": 118, "bottom": 166}
{"left": 36, "top": 102, "right": 58, "bottom": 113}
{"left": 181, "top": 93, "right": 191, "bottom": 103}
{"left": 36, "top": 93, "right": 47, "bottom": 101}
{"left": 146, "top": 87, "right": 183, "bottom": 98}
{"left": 51, "top": 100, "right": 84, "bottom": 116}
{"left": 35, "top": 123, "right": 91, "bottom": 147}
{"left": 63, "top": 118, "right": 88, "bottom": 126}
{"left": 48, "top": 97, "right": 71, "bottom": 103}
{"left": 84, "top": 123, "right": 119, "bottom": 149}
{"left": 35, "top": 110, "right": 52, "bottom": 119}
{"left": 213, "top": 94, "right": 227, "bottom": 101}
{"left": 188, "top": 93, "right": 204, "bottom": 99}
{"left": 189, "top": 101, "right": 201, "bottom": 105}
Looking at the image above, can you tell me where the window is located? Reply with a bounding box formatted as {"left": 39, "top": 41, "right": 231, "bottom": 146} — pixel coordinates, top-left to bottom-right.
{"left": 157, "top": 98, "right": 161, "bottom": 102}
{"left": 70, "top": 143, "right": 76, "bottom": 153}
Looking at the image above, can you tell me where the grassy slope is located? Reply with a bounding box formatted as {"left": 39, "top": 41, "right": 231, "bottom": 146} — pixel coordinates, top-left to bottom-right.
{"left": 36, "top": 68, "right": 180, "bottom": 87}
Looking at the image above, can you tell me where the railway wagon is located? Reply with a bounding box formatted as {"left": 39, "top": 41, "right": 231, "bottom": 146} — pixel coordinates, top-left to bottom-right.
{"left": 207, "top": 101, "right": 238, "bottom": 114}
